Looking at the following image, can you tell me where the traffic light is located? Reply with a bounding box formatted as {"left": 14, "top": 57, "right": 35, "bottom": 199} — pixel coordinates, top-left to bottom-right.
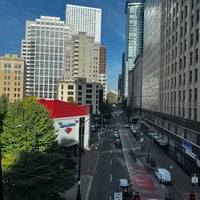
{"left": 134, "top": 194, "right": 141, "bottom": 200}
{"left": 188, "top": 193, "right": 197, "bottom": 200}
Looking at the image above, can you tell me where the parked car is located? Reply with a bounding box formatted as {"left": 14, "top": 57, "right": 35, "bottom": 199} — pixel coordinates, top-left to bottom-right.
{"left": 155, "top": 168, "right": 171, "bottom": 184}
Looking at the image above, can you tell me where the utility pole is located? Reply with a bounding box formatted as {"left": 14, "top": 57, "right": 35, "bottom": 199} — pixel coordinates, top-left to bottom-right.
{"left": 76, "top": 118, "right": 83, "bottom": 200}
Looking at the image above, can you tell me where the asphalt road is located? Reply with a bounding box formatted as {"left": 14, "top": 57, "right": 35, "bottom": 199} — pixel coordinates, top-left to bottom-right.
{"left": 86, "top": 110, "right": 200, "bottom": 200}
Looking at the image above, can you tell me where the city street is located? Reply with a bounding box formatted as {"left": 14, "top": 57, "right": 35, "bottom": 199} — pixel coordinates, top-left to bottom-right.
{"left": 86, "top": 111, "right": 200, "bottom": 200}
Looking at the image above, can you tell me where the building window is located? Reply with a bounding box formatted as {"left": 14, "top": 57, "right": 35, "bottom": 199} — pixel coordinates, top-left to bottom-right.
{"left": 183, "top": 90, "right": 185, "bottom": 103}
{"left": 189, "top": 89, "right": 192, "bottom": 102}
{"left": 191, "top": 15, "right": 194, "bottom": 28}
{"left": 183, "top": 107, "right": 185, "bottom": 118}
{"left": 189, "top": 71, "right": 192, "bottom": 83}
{"left": 197, "top": 9, "right": 199, "bottom": 23}
{"left": 194, "top": 88, "right": 198, "bottom": 102}
{"left": 190, "top": 52, "right": 193, "bottom": 65}
{"left": 196, "top": 29, "right": 199, "bottom": 42}
{"left": 86, "top": 95, "right": 92, "bottom": 98}
{"left": 68, "top": 85, "right": 74, "bottom": 90}
{"left": 183, "top": 73, "right": 186, "bottom": 85}
{"left": 185, "top": 22, "right": 187, "bottom": 34}
{"left": 86, "top": 100, "right": 92, "bottom": 104}
{"left": 86, "top": 84, "right": 92, "bottom": 88}
{"left": 185, "top": 5, "right": 187, "bottom": 17}
{"left": 190, "top": 33, "right": 193, "bottom": 46}
{"left": 78, "top": 85, "right": 82, "bottom": 90}
{"left": 195, "top": 48, "right": 199, "bottom": 63}
{"left": 189, "top": 108, "right": 192, "bottom": 119}
{"left": 195, "top": 68, "right": 198, "bottom": 82}
{"left": 179, "top": 91, "right": 181, "bottom": 103}
{"left": 184, "top": 39, "right": 187, "bottom": 51}
{"left": 194, "top": 108, "right": 197, "bottom": 120}
{"left": 183, "top": 56, "right": 186, "bottom": 68}
{"left": 86, "top": 89, "right": 92, "bottom": 93}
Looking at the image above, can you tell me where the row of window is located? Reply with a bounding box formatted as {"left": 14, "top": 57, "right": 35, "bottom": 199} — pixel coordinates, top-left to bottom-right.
{"left": 160, "top": 68, "right": 198, "bottom": 90}
{"left": 4, "top": 76, "right": 21, "bottom": 80}
{"left": 4, "top": 82, "right": 21, "bottom": 86}
{"left": 3, "top": 70, "right": 22, "bottom": 74}
{"left": 4, "top": 87, "right": 21, "bottom": 92}
{"left": 2, "top": 64, "right": 22, "bottom": 69}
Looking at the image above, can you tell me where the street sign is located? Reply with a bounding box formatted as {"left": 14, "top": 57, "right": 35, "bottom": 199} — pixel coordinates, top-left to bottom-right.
{"left": 191, "top": 174, "right": 199, "bottom": 184}
{"left": 114, "top": 192, "right": 122, "bottom": 200}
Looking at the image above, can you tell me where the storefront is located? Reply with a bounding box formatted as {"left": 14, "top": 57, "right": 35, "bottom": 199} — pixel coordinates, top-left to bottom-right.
{"left": 39, "top": 99, "right": 90, "bottom": 156}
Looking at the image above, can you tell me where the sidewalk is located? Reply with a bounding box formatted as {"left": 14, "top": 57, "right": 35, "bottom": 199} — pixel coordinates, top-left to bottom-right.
{"left": 134, "top": 134, "right": 200, "bottom": 199}
{"left": 63, "top": 132, "right": 101, "bottom": 200}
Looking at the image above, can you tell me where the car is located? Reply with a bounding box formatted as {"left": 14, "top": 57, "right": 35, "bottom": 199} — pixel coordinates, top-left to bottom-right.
{"left": 115, "top": 139, "right": 121, "bottom": 147}
{"left": 155, "top": 168, "right": 171, "bottom": 184}
{"left": 118, "top": 179, "right": 130, "bottom": 195}
{"left": 113, "top": 132, "right": 120, "bottom": 141}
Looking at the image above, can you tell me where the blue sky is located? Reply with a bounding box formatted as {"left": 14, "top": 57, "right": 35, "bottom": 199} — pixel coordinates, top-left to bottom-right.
{"left": 0, "top": 0, "right": 126, "bottom": 91}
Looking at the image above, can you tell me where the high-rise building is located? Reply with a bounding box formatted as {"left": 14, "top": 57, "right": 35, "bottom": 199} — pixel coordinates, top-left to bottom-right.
{"left": 0, "top": 54, "right": 25, "bottom": 101}
{"left": 123, "top": 0, "right": 144, "bottom": 97}
{"left": 142, "top": 0, "right": 161, "bottom": 112}
{"left": 142, "top": 0, "right": 200, "bottom": 181}
{"left": 73, "top": 32, "right": 100, "bottom": 82}
{"left": 66, "top": 4, "right": 102, "bottom": 43}
{"left": 21, "top": 16, "right": 74, "bottom": 99}
{"left": 99, "top": 45, "right": 107, "bottom": 100}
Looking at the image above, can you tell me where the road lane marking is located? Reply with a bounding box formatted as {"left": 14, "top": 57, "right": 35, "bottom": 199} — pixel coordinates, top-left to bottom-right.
{"left": 93, "top": 151, "right": 100, "bottom": 174}
{"left": 85, "top": 177, "right": 93, "bottom": 200}
{"left": 110, "top": 160, "right": 112, "bottom": 165}
{"left": 110, "top": 174, "right": 112, "bottom": 182}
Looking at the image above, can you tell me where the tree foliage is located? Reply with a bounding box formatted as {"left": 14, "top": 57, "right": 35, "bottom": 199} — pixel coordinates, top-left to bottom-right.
{"left": 1, "top": 96, "right": 57, "bottom": 167}
{"left": 0, "top": 94, "right": 9, "bottom": 133}
{"left": 3, "top": 151, "right": 76, "bottom": 200}
{"left": 106, "top": 91, "right": 118, "bottom": 104}
{"left": 1, "top": 96, "right": 77, "bottom": 199}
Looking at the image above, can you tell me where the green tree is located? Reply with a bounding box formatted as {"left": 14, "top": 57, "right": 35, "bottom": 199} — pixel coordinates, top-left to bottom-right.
{"left": 3, "top": 151, "right": 76, "bottom": 200}
{"left": 0, "top": 94, "right": 9, "bottom": 133}
{"left": 1, "top": 96, "right": 76, "bottom": 199}
{"left": 106, "top": 91, "right": 118, "bottom": 104}
{"left": 1, "top": 96, "right": 56, "bottom": 167}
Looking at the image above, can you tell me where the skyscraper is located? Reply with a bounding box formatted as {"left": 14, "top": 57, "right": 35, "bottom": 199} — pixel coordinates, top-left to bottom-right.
{"left": 66, "top": 4, "right": 102, "bottom": 43}
{"left": 123, "top": 0, "right": 144, "bottom": 97}
{"left": 21, "top": 16, "right": 74, "bottom": 99}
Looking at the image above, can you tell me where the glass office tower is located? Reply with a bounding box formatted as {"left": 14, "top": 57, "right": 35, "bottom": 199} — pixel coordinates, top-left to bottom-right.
{"left": 123, "top": 0, "right": 144, "bottom": 97}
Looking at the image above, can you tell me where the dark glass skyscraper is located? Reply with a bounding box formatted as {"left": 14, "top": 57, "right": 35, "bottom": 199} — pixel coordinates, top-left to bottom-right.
{"left": 122, "top": 0, "right": 144, "bottom": 97}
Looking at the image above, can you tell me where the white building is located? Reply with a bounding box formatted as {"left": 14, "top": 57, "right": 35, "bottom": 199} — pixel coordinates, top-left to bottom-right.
{"left": 66, "top": 4, "right": 102, "bottom": 43}
{"left": 21, "top": 16, "right": 74, "bottom": 99}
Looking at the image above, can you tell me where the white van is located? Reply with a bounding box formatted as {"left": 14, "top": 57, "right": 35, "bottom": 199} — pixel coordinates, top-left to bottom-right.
{"left": 155, "top": 168, "right": 171, "bottom": 184}
{"left": 118, "top": 179, "right": 130, "bottom": 195}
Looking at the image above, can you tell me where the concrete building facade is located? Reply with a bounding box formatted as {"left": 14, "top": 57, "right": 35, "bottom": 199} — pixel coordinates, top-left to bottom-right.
{"left": 21, "top": 16, "right": 74, "bottom": 99}
{"left": 0, "top": 54, "right": 25, "bottom": 101}
{"left": 66, "top": 4, "right": 102, "bottom": 43}
{"left": 142, "top": 0, "right": 200, "bottom": 181}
